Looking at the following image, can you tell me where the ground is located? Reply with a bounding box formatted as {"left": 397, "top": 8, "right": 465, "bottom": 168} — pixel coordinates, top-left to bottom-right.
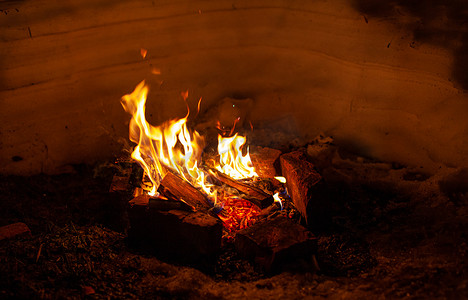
{"left": 0, "top": 154, "right": 467, "bottom": 299}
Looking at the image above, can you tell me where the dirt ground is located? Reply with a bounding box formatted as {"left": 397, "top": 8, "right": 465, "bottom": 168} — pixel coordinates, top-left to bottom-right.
{"left": 0, "top": 151, "right": 467, "bottom": 299}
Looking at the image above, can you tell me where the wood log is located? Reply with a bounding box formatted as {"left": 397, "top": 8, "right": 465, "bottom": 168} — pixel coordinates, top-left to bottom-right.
{"left": 212, "top": 170, "right": 274, "bottom": 209}
{"left": 129, "top": 194, "right": 193, "bottom": 212}
{"left": 127, "top": 199, "right": 222, "bottom": 267}
{"left": 250, "top": 146, "right": 282, "bottom": 178}
{"left": 235, "top": 214, "right": 317, "bottom": 273}
{"left": 0, "top": 222, "right": 31, "bottom": 241}
{"left": 280, "top": 150, "right": 330, "bottom": 229}
{"left": 158, "top": 171, "right": 212, "bottom": 211}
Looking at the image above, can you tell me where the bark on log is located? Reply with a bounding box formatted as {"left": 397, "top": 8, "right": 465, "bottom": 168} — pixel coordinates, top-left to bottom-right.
{"left": 235, "top": 214, "right": 317, "bottom": 273}
{"left": 280, "top": 150, "right": 330, "bottom": 229}
{"left": 212, "top": 170, "right": 274, "bottom": 209}
{"left": 129, "top": 194, "right": 193, "bottom": 212}
{"left": 158, "top": 171, "right": 212, "bottom": 211}
{"left": 250, "top": 146, "right": 282, "bottom": 178}
{"left": 127, "top": 198, "right": 222, "bottom": 267}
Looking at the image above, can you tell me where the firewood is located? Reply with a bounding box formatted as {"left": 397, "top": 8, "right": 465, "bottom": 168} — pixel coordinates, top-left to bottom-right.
{"left": 250, "top": 146, "right": 282, "bottom": 178}
{"left": 158, "top": 171, "right": 212, "bottom": 210}
{"left": 211, "top": 170, "right": 274, "bottom": 209}
{"left": 127, "top": 199, "right": 222, "bottom": 267}
{"left": 235, "top": 214, "right": 317, "bottom": 273}
{"left": 280, "top": 150, "right": 330, "bottom": 229}
{"left": 0, "top": 222, "right": 31, "bottom": 241}
{"left": 129, "top": 194, "right": 193, "bottom": 211}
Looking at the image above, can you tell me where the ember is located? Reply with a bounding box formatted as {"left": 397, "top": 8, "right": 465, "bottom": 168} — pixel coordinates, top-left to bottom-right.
{"left": 218, "top": 197, "right": 261, "bottom": 239}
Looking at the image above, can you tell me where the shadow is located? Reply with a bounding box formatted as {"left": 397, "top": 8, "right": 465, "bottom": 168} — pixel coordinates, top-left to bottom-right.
{"left": 353, "top": 0, "right": 468, "bottom": 90}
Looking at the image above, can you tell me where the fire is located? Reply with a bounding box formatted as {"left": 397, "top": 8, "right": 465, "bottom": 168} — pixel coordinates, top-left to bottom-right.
{"left": 120, "top": 80, "right": 258, "bottom": 201}
{"left": 121, "top": 77, "right": 278, "bottom": 235}
{"left": 120, "top": 80, "right": 212, "bottom": 197}
{"left": 216, "top": 134, "right": 258, "bottom": 180}
{"left": 140, "top": 48, "right": 147, "bottom": 58}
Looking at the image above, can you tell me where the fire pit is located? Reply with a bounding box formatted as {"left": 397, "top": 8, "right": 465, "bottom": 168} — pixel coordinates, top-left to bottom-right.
{"left": 114, "top": 78, "right": 318, "bottom": 271}
{"left": 1, "top": 0, "right": 468, "bottom": 298}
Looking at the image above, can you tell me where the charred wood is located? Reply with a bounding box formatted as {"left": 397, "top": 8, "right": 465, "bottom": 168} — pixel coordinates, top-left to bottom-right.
{"left": 129, "top": 194, "right": 193, "bottom": 212}
{"left": 212, "top": 170, "right": 274, "bottom": 209}
{"left": 235, "top": 214, "right": 317, "bottom": 273}
{"left": 127, "top": 196, "right": 222, "bottom": 267}
{"left": 250, "top": 146, "right": 282, "bottom": 178}
{"left": 280, "top": 150, "right": 331, "bottom": 230}
{"left": 158, "top": 171, "right": 212, "bottom": 211}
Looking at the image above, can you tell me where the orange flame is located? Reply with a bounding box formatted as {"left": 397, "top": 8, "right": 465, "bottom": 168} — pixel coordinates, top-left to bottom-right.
{"left": 140, "top": 48, "right": 147, "bottom": 58}
{"left": 121, "top": 80, "right": 259, "bottom": 214}
{"left": 120, "top": 80, "right": 213, "bottom": 197}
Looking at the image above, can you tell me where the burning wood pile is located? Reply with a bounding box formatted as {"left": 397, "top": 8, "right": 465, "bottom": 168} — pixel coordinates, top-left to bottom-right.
{"left": 113, "top": 79, "right": 324, "bottom": 272}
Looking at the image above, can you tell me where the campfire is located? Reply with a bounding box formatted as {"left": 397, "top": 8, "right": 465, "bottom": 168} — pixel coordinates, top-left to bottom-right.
{"left": 116, "top": 74, "right": 318, "bottom": 271}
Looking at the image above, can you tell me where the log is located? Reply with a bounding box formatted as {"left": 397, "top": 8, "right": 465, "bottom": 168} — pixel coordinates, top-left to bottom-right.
{"left": 235, "top": 214, "right": 317, "bottom": 273}
{"left": 129, "top": 194, "right": 193, "bottom": 212}
{"left": 212, "top": 170, "right": 274, "bottom": 209}
{"left": 280, "top": 150, "right": 330, "bottom": 229}
{"left": 158, "top": 171, "right": 212, "bottom": 211}
{"left": 0, "top": 222, "right": 31, "bottom": 241}
{"left": 127, "top": 198, "right": 222, "bottom": 267}
{"left": 250, "top": 146, "right": 282, "bottom": 178}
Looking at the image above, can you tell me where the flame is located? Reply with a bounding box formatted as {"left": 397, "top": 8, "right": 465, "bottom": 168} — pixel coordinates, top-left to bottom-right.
{"left": 273, "top": 192, "right": 283, "bottom": 210}
{"left": 121, "top": 79, "right": 260, "bottom": 221}
{"left": 215, "top": 133, "right": 258, "bottom": 180}
{"left": 140, "top": 48, "right": 147, "bottom": 58}
{"left": 274, "top": 176, "right": 286, "bottom": 183}
{"left": 120, "top": 80, "right": 214, "bottom": 197}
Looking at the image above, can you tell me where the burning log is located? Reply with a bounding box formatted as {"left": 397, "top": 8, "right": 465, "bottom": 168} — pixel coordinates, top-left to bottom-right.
{"left": 212, "top": 170, "right": 273, "bottom": 209}
{"left": 158, "top": 171, "right": 212, "bottom": 211}
{"left": 280, "top": 150, "right": 330, "bottom": 229}
{"left": 127, "top": 194, "right": 222, "bottom": 266}
{"left": 234, "top": 214, "right": 317, "bottom": 273}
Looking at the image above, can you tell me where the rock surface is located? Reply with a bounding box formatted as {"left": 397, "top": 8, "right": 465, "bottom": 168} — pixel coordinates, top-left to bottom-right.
{"left": 1, "top": 1, "right": 468, "bottom": 175}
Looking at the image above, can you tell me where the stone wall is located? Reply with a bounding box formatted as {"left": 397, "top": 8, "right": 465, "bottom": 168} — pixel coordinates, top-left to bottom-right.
{"left": 1, "top": 0, "right": 467, "bottom": 174}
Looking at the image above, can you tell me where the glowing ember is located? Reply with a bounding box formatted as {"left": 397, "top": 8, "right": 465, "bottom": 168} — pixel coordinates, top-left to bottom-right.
{"left": 218, "top": 197, "right": 260, "bottom": 236}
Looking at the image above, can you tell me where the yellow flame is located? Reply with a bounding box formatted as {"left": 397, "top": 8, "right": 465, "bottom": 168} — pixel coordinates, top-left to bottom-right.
{"left": 120, "top": 80, "right": 214, "bottom": 197}
{"left": 274, "top": 176, "right": 287, "bottom": 183}
{"left": 216, "top": 133, "right": 258, "bottom": 180}
{"left": 273, "top": 192, "right": 283, "bottom": 210}
{"left": 121, "top": 80, "right": 258, "bottom": 204}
